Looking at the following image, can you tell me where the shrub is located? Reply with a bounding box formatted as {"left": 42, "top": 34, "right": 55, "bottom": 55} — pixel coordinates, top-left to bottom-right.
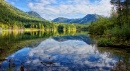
{"left": 110, "top": 24, "right": 130, "bottom": 41}
{"left": 98, "top": 38, "right": 113, "bottom": 47}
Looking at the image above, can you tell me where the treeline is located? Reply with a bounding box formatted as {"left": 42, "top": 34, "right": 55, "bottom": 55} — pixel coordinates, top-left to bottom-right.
{"left": 0, "top": 0, "right": 47, "bottom": 29}
{"left": 89, "top": 0, "right": 130, "bottom": 47}
{"left": 0, "top": 0, "right": 88, "bottom": 32}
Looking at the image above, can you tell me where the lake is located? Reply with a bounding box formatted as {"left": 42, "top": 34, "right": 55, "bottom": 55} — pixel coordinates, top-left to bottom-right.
{"left": 0, "top": 31, "right": 129, "bottom": 71}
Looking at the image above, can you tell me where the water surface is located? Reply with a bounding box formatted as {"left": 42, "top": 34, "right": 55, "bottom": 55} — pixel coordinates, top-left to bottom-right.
{"left": 0, "top": 31, "right": 129, "bottom": 71}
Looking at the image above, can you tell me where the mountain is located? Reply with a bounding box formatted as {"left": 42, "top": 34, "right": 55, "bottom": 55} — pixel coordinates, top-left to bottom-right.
{"left": 52, "top": 17, "right": 81, "bottom": 24}
{"left": 0, "top": 0, "right": 49, "bottom": 27}
{"left": 51, "top": 17, "right": 68, "bottom": 23}
{"left": 78, "top": 14, "right": 98, "bottom": 24}
{"left": 26, "top": 11, "right": 45, "bottom": 20}
{"left": 0, "top": 0, "right": 41, "bottom": 21}
{"left": 52, "top": 14, "right": 99, "bottom": 24}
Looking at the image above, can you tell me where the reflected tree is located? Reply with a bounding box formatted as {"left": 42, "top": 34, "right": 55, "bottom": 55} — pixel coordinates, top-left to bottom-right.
{"left": 111, "top": 56, "right": 130, "bottom": 71}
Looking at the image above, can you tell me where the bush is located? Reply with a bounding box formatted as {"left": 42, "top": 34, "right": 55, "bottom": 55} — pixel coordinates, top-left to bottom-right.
{"left": 110, "top": 25, "right": 121, "bottom": 38}
{"left": 110, "top": 24, "right": 130, "bottom": 41}
{"left": 121, "top": 24, "right": 130, "bottom": 41}
{"left": 98, "top": 38, "right": 113, "bottom": 47}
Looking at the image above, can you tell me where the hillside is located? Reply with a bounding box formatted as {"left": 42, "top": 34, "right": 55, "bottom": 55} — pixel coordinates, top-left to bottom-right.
{"left": 0, "top": 0, "right": 88, "bottom": 31}
{"left": 52, "top": 14, "right": 99, "bottom": 24}
{"left": 26, "top": 11, "right": 45, "bottom": 20}
{"left": 0, "top": 0, "right": 50, "bottom": 29}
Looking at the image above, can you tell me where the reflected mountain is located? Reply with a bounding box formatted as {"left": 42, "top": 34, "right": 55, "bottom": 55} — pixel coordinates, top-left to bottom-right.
{"left": 53, "top": 35, "right": 92, "bottom": 44}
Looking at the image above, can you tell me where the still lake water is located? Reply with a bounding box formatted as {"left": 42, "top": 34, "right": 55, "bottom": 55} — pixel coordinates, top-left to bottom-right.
{"left": 0, "top": 31, "right": 130, "bottom": 71}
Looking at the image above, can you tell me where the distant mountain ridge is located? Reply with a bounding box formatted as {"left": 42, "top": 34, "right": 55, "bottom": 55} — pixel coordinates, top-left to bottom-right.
{"left": 52, "top": 14, "right": 100, "bottom": 24}
{"left": 26, "top": 11, "right": 45, "bottom": 20}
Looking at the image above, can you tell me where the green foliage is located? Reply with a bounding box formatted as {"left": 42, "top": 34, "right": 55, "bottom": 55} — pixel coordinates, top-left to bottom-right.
{"left": 88, "top": 17, "right": 114, "bottom": 35}
{"left": 0, "top": 1, "right": 83, "bottom": 32}
{"left": 75, "top": 24, "right": 89, "bottom": 31}
{"left": 0, "top": 1, "right": 52, "bottom": 29}
{"left": 89, "top": 16, "right": 130, "bottom": 46}
{"left": 110, "top": 25, "right": 122, "bottom": 38}
{"left": 111, "top": 24, "right": 130, "bottom": 41}
{"left": 98, "top": 38, "right": 113, "bottom": 47}
{"left": 57, "top": 24, "right": 77, "bottom": 32}
{"left": 89, "top": 0, "right": 130, "bottom": 47}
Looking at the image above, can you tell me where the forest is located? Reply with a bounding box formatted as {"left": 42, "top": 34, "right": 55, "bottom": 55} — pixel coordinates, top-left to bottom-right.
{"left": 0, "top": 0, "right": 88, "bottom": 32}
{"left": 1, "top": 0, "right": 130, "bottom": 47}
{"left": 0, "top": 0, "right": 129, "bottom": 71}
{"left": 89, "top": 0, "right": 130, "bottom": 47}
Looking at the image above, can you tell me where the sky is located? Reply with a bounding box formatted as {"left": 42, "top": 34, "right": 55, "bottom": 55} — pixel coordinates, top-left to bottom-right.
{"left": 5, "top": 0, "right": 113, "bottom": 20}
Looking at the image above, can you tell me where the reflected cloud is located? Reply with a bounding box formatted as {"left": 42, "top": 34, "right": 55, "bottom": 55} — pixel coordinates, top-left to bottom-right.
{"left": 27, "top": 39, "right": 117, "bottom": 70}
{"left": 0, "top": 38, "right": 118, "bottom": 71}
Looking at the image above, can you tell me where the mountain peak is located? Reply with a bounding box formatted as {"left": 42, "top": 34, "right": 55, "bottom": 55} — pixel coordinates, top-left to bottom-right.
{"left": 52, "top": 17, "right": 69, "bottom": 23}
{"left": 52, "top": 14, "right": 100, "bottom": 24}
{"left": 26, "top": 11, "right": 45, "bottom": 20}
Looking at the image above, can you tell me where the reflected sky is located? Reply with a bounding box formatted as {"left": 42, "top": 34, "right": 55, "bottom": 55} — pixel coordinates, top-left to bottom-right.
{"left": 0, "top": 38, "right": 118, "bottom": 71}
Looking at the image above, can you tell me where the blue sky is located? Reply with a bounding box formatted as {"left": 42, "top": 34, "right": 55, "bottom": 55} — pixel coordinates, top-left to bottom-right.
{"left": 5, "top": 0, "right": 112, "bottom": 20}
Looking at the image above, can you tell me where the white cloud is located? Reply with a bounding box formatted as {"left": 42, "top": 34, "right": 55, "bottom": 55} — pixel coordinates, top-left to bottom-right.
{"left": 28, "top": 0, "right": 113, "bottom": 20}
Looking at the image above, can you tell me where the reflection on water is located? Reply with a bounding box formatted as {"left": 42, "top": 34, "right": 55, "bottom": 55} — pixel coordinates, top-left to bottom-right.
{"left": 0, "top": 31, "right": 78, "bottom": 59}
{"left": 0, "top": 31, "right": 129, "bottom": 71}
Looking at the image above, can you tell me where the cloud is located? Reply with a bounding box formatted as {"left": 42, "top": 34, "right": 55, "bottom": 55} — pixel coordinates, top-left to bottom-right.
{"left": 28, "top": 0, "right": 112, "bottom": 20}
